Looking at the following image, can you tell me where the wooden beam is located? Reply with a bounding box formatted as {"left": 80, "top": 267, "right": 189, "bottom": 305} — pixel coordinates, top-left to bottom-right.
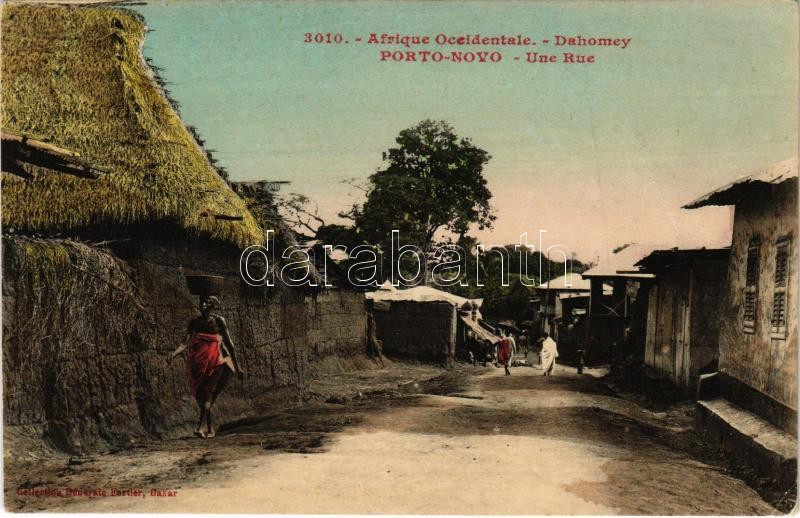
{"left": 1, "top": 132, "right": 107, "bottom": 179}
{"left": 1, "top": 132, "right": 80, "bottom": 158}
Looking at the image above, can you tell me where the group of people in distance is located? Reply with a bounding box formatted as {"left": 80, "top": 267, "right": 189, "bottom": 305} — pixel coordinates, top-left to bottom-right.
{"left": 481, "top": 329, "right": 559, "bottom": 377}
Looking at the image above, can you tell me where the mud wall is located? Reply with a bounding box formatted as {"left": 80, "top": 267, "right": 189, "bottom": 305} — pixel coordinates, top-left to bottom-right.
{"left": 2, "top": 236, "right": 368, "bottom": 453}
{"left": 718, "top": 180, "right": 797, "bottom": 433}
{"left": 372, "top": 300, "right": 456, "bottom": 365}
{"left": 305, "top": 290, "right": 369, "bottom": 374}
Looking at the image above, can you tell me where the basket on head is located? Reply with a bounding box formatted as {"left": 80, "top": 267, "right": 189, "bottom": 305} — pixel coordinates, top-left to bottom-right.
{"left": 185, "top": 275, "right": 224, "bottom": 296}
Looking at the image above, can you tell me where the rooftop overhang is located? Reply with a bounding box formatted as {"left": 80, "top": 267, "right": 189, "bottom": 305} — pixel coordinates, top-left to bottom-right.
{"left": 636, "top": 248, "right": 731, "bottom": 273}
{"left": 580, "top": 272, "right": 655, "bottom": 280}
{"left": 683, "top": 157, "right": 797, "bottom": 209}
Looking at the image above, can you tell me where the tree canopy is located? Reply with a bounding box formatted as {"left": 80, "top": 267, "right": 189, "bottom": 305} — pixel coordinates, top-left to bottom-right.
{"left": 355, "top": 119, "right": 495, "bottom": 254}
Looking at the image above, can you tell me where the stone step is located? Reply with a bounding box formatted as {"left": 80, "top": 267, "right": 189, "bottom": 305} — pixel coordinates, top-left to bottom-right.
{"left": 696, "top": 398, "right": 797, "bottom": 486}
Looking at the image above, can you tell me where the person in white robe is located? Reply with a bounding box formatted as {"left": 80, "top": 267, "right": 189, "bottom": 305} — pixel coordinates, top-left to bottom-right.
{"left": 539, "top": 332, "right": 559, "bottom": 376}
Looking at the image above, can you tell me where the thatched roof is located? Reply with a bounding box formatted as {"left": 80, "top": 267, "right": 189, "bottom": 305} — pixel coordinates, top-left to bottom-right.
{"left": 1, "top": 4, "right": 264, "bottom": 248}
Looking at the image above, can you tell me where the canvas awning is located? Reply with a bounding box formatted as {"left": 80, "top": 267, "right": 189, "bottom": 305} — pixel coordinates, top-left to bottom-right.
{"left": 460, "top": 316, "right": 501, "bottom": 343}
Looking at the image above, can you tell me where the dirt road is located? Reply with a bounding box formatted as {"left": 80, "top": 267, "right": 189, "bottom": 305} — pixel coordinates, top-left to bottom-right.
{"left": 8, "top": 362, "right": 779, "bottom": 514}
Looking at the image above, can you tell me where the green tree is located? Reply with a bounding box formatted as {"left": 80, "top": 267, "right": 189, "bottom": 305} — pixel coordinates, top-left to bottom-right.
{"left": 355, "top": 120, "right": 495, "bottom": 280}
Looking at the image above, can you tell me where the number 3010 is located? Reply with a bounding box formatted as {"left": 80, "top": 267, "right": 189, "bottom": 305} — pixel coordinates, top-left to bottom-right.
{"left": 304, "top": 33, "right": 344, "bottom": 44}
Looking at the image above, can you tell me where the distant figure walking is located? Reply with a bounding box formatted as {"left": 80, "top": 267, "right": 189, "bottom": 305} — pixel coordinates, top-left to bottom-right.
{"left": 506, "top": 330, "right": 517, "bottom": 364}
{"left": 170, "top": 296, "right": 243, "bottom": 438}
{"left": 540, "top": 332, "right": 559, "bottom": 376}
{"left": 497, "top": 336, "right": 512, "bottom": 376}
{"left": 518, "top": 330, "right": 529, "bottom": 357}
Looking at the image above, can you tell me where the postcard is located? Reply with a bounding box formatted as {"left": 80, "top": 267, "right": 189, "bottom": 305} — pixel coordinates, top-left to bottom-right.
{"left": 1, "top": 0, "right": 797, "bottom": 514}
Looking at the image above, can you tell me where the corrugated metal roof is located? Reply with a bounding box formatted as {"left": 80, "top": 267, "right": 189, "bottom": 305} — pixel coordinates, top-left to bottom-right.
{"left": 581, "top": 243, "right": 660, "bottom": 279}
{"left": 537, "top": 273, "right": 590, "bottom": 291}
{"left": 683, "top": 157, "right": 798, "bottom": 209}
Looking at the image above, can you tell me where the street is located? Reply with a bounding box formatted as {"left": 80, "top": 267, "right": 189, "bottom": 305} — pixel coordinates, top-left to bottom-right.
{"left": 50, "top": 362, "right": 776, "bottom": 515}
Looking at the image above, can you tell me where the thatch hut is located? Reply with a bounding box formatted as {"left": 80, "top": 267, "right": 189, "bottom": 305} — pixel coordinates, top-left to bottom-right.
{"left": 2, "top": 5, "right": 264, "bottom": 246}
{"left": 1, "top": 4, "right": 368, "bottom": 453}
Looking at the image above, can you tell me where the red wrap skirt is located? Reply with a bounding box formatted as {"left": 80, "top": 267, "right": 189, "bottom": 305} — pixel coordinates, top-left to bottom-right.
{"left": 497, "top": 338, "right": 511, "bottom": 365}
{"left": 186, "top": 333, "right": 225, "bottom": 400}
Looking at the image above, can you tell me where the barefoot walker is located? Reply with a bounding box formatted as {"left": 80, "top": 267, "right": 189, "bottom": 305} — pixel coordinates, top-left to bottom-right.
{"left": 170, "top": 287, "right": 243, "bottom": 438}
{"left": 497, "top": 335, "right": 512, "bottom": 376}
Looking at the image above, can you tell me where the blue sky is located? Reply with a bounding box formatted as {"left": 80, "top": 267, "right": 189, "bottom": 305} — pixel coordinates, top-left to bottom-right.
{"left": 134, "top": 1, "right": 798, "bottom": 260}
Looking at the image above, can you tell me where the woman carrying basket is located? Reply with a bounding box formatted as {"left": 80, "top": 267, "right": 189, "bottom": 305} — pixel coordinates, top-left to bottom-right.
{"left": 170, "top": 295, "right": 243, "bottom": 438}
